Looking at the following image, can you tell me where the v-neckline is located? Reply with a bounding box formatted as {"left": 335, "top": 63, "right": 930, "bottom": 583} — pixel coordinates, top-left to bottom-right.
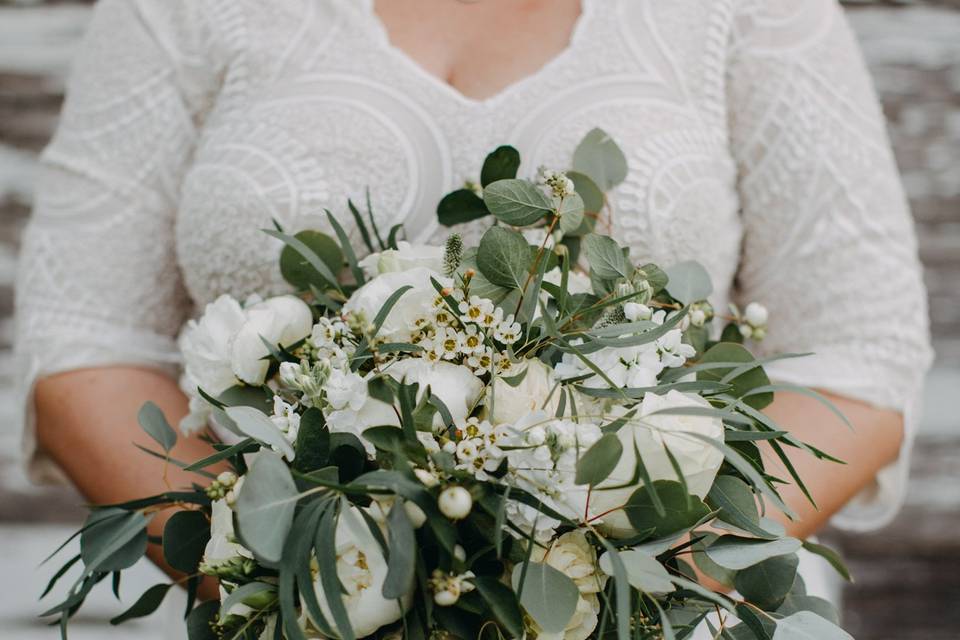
{"left": 362, "top": 0, "right": 593, "bottom": 108}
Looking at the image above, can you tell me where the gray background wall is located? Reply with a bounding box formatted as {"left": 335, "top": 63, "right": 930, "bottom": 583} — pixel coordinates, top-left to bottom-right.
{"left": 0, "top": 1, "right": 957, "bottom": 638}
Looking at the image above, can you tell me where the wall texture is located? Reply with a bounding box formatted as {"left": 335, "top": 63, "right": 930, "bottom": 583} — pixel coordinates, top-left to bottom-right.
{"left": 0, "top": 2, "right": 957, "bottom": 639}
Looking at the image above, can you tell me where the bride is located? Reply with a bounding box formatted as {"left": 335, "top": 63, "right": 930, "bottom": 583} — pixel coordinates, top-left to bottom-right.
{"left": 15, "top": 0, "right": 931, "bottom": 634}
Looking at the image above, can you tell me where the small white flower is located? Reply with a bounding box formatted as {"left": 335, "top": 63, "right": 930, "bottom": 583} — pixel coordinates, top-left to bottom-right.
{"left": 477, "top": 305, "right": 504, "bottom": 329}
{"left": 438, "top": 486, "right": 473, "bottom": 520}
{"left": 458, "top": 325, "right": 485, "bottom": 355}
{"left": 690, "top": 307, "right": 707, "bottom": 327}
{"left": 325, "top": 368, "right": 368, "bottom": 411}
{"left": 494, "top": 315, "right": 522, "bottom": 344}
{"left": 623, "top": 302, "right": 653, "bottom": 321}
{"left": 458, "top": 296, "right": 494, "bottom": 325}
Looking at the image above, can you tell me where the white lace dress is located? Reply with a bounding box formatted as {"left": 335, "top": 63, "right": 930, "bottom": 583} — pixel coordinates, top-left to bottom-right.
{"left": 14, "top": 0, "right": 931, "bottom": 622}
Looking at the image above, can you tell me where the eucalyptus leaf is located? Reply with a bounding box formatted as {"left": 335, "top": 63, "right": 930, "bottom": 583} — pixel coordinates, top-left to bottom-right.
{"left": 572, "top": 127, "right": 628, "bottom": 190}
{"left": 575, "top": 433, "right": 623, "bottom": 486}
{"left": 557, "top": 192, "right": 585, "bottom": 234}
{"left": 234, "top": 451, "right": 299, "bottom": 565}
{"left": 511, "top": 561, "right": 579, "bottom": 634}
{"left": 705, "top": 535, "right": 802, "bottom": 571}
{"left": 697, "top": 343, "right": 773, "bottom": 409}
{"left": 138, "top": 402, "right": 176, "bottom": 453}
{"left": 437, "top": 189, "right": 490, "bottom": 226}
{"left": 622, "top": 480, "right": 711, "bottom": 538}
{"left": 773, "top": 611, "right": 853, "bottom": 640}
{"left": 162, "top": 511, "right": 210, "bottom": 573}
{"left": 481, "top": 145, "right": 522, "bottom": 186}
{"left": 224, "top": 405, "right": 295, "bottom": 461}
{"left": 268, "top": 230, "right": 344, "bottom": 289}
{"left": 582, "top": 233, "right": 632, "bottom": 280}
{"left": 80, "top": 509, "right": 151, "bottom": 574}
{"left": 109, "top": 584, "right": 172, "bottom": 625}
{"left": 382, "top": 499, "right": 416, "bottom": 599}
{"left": 734, "top": 553, "right": 800, "bottom": 611}
{"left": 599, "top": 549, "right": 673, "bottom": 594}
{"left": 477, "top": 226, "right": 534, "bottom": 289}
{"left": 474, "top": 576, "right": 525, "bottom": 638}
{"left": 664, "top": 260, "right": 713, "bottom": 305}
{"left": 483, "top": 179, "right": 553, "bottom": 226}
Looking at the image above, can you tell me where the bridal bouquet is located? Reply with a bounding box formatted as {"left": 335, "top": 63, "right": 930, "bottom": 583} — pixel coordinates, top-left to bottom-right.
{"left": 42, "top": 132, "right": 854, "bottom": 640}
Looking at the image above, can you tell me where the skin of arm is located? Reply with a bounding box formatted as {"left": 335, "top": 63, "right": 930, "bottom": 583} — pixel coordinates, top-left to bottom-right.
{"left": 34, "top": 366, "right": 224, "bottom": 601}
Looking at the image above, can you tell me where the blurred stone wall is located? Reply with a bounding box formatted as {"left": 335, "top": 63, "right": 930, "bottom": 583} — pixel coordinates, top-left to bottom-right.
{"left": 0, "top": 1, "right": 957, "bottom": 639}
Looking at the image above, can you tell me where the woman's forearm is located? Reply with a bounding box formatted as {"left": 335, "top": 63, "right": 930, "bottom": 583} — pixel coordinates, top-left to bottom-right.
{"left": 34, "top": 366, "right": 224, "bottom": 600}
{"left": 759, "top": 389, "right": 904, "bottom": 538}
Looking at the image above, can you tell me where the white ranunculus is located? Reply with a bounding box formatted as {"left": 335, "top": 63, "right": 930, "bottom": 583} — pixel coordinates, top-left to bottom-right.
{"left": 178, "top": 295, "right": 248, "bottom": 432}
{"left": 588, "top": 390, "right": 724, "bottom": 537}
{"left": 306, "top": 505, "right": 409, "bottom": 638}
{"left": 530, "top": 531, "right": 607, "bottom": 640}
{"left": 231, "top": 295, "right": 314, "bottom": 386}
{"left": 342, "top": 267, "right": 444, "bottom": 343}
{"left": 358, "top": 241, "right": 446, "bottom": 277}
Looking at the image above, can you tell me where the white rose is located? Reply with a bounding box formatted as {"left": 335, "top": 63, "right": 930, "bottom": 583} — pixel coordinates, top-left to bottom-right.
{"left": 307, "top": 505, "right": 409, "bottom": 638}
{"left": 358, "top": 241, "right": 445, "bottom": 277}
{"left": 342, "top": 267, "right": 444, "bottom": 343}
{"left": 231, "top": 296, "right": 314, "bottom": 386}
{"left": 530, "top": 531, "right": 607, "bottom": 640}
{"left": 588, "top": 390, "right": 724, "bottom": 537}
{"left": 178, "top": 295, "right": 247, "bottom": 432}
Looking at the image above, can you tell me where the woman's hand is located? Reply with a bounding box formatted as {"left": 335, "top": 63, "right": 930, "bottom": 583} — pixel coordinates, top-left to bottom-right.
{"left": 35, "top": 366, "right": 226, "bottom": 600}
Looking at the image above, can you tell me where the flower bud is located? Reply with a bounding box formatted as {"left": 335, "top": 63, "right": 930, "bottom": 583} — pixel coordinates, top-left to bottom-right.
{"left": 744, "top": 302, "right": 768, "bottom": 327}
{"left": 434, "top": 589, "right": 459, "bottom": 607}
{"left": 438, "top": 486, "right": 473, "bottom": 520}
{"left": 217, "top": 471, "right": 237, "bottom": 487}
{"left": 404, "top": 501, "right": 428, "bottom": 528}
{"left": 624, "top": 302, "right": 652, "bottom": 321}
{"left": 414, "top": 468, "right": 439, "bottom": 488}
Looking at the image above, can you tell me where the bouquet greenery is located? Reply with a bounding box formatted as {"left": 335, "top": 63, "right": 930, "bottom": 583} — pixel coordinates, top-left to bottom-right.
{"left": 41, "top": 131, "right": 854, "bottom": 640}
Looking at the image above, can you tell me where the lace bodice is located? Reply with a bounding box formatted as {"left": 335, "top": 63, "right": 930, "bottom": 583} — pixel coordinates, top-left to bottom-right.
{"left": 15, "top": 0, "right": 932, "bottom": 531}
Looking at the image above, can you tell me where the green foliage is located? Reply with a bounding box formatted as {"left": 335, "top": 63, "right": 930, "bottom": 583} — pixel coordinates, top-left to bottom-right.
{"left": 664, "top": 260, "right": 713, "bottom": 305}
{"left": 575, "top": 433, "right": 623, "bottom": 486}
{"left": 382, "top": 499, "right": 416, "bottom": 599}
{"left": 273, "top": 229, "right": 343, "bottom": 290}
{"left": 109, "top": 584, "right": 172, "bottom": 625}
{"left": 80, "top": 509, "right": 151, "bottom": 574}
{"left": 138, "top": 402, "right": 177, "bottom": 453}
{"left": 705, "top": 536, "right": 802, "bottom": 571}
{"left": 734, "top": 553, "right": 800, "bottom": 611}
{"left": 773, "top": 611, "right": 853, "bottom": 640}
{"left": 293, "top": 407, "right": 330, "bottom": 473}
{"left": 697, "top": 342, "right": 774, "bottom": 409}
{"left": 437, "top": 189, "right": 490, "bottom": 226}
{"left": 235, "top": 451, "right": 299, "bottom": 565}
{"left": 481, "top": 145, "right": 522, "bottom": 187}
{"left": 582, "top": 233, "right": 632, "bottom": 280}
{"left": 483, "top": 178, "right": 553, "bottom": 226}
{"left": 599, "top": 549, "right": 673, "bottom": 594}
{"left": 477, "top": 226, "right": 534, "bottom": 289}
{"left": 622, "top": 480, "right": 711, "bottom": 538}
{"left": 163, "top": 511, "right": 210, "bottom": 573}
{"left": 572, "top": 127, "right": 628, "bottom": 191}
{"left": 511, "top": 561, "right": 580, "bottom": 634}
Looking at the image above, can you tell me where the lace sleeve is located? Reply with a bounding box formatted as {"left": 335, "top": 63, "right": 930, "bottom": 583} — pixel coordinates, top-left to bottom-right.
{"left": 13, "top": 0, "right": 224, "bottom": 482}
{"left": 727, "top": 0, "right": 934, "bottom": 530}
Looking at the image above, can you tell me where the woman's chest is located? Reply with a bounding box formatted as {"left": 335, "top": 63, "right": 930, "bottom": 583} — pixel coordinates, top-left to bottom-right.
{"left": 175, "top": 0, "right": 742, "bottom": 311}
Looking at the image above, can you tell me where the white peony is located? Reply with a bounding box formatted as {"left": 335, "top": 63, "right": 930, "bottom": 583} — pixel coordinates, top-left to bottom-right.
{"left": 587, "top": 390, "right": 724, "bottom": 537}
{"left": 387, "top": 359, "right": 484, "bottom": 426}
{"left": 358, "top": 241, "right": 446, "bottom": 277}
{"left": 341, "top": 267, "right": 444, "bottom": 343}
{"left": 530, "top": 531, "right": 608, "bottom": 640}
{"left": 178, "top": 295, "right": 248, "bottom": 432}
{"left": 231, "top": 295, "right": 314, "bottom": 386}
{"left": 487, "top": 359, "right": 559, "bottom": 426}
{"left": 326, "top": 360, "right": 484, "bottom": 453}
{"left": 305, "top": 505, "right": 409, "bottom": 638}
